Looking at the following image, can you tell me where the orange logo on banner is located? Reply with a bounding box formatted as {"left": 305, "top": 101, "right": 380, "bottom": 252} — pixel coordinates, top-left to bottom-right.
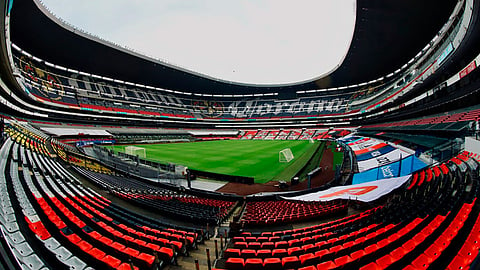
{"left": 319, "top": 186, "right": 378, "bottom": 199}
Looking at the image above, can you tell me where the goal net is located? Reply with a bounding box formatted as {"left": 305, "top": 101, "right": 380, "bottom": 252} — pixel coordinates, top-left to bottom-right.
{"left": 125, "top": 146, "right": 146, "bottom": 159}
{"left": 279, "top": 148, "right": 294, "bottom": 163}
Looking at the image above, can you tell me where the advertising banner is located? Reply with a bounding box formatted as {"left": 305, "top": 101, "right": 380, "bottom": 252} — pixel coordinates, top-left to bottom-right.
{"left": 284, "top": 175, "right": 411, "bottom": 202}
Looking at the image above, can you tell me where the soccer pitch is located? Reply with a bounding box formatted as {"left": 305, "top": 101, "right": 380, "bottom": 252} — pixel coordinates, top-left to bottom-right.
{"left": 112, "top": 140, "right": 319, "bottom": 183}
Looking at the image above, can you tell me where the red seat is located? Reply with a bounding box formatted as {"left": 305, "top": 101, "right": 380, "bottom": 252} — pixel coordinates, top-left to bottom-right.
{"left": 364, "top": 244, "right": 379, "bottom": 254}
{"left": 376, "top": 254, "right": 393, "bottom": 268}
{"left": 314, "top": 249, "right": 329, "bottom": 259}
{"left": 447, "top": 254, "right": 474, "bottom": 270}
{"left": 354, "top": 237, "right": 366, "bottom": 245}
{"left": 411, "top": 253, "right": 432, "bottom": 269}
{"left": 98, "top": 236, "right": 113, "bottom": 246}
{"left": 111, "top": 242, "right": 126, "bottom": 251}
{"left": 263, "top": 257, "right": 282, "bottom": 270}
{"left": 342, "top": 241, "right": 354, "bottom": 250}
{"left": 299, "top": 266, "right": 316, "bottom": 270}
{"left": 387, "top": 233, "right": 400, "bottom": 243}
{"left": 269, "top": 236, "right": 281, "bottom": 242}
{"left": 407, "top": 173, "right": 418, "bottom": 190}
{"left": 359, "top": 262, "right": 381, "bottom": 270}
{"left": 234, "top": 242, "right": 248, "bottom": 249}
{"left": 299, "top": 253, "right": 319, "bottom": 267}
{"left": 241, "top": 249, "right": 257, "bottom": 259}
{"left": 102, "top": 255, "right": 122, "bottom": 268}
{"left": 288, "top": 239, "right": 301, "bottom": 247}
{"left": 256, "top": 249, "right": 272, "bottom": 259}
{"left": 417, "top": 170, "right": 426, "bottom": 186}
{"left": 329, "top": 245, "right": 342, "bottom": 254}
{"left": 301, "top": 236, "right": 314, "bottom": 245}
{"left": 272, "top": 249, "right": 287, "bottom": 258}
{"left": 424, "top": 244, "right": 443, "bottom": 261}
{"left": 282, "top": 256, "right": 301, "bottom": 269}
{"left": 123, "top": 247, "right": 140, "bottom": 257}
{"left": 458, "top": 243, "right": 480, "bottom": 264}
{"left": 262, "top": 242, "right": 275, "bottom": 250}
{"left": 275, "top": 241, "right": 288, "bottom": 249}
{"left": 87, "top": 231, "right": 102, "bottom": 240}
{"left": 427, "top": 169, "right": 434, "bottom": 182}
{"left": 301, "top": 244, "right": 317, "bottom": 254}
{"left": 64, "top": 233, "right": 82, "bottom": 244}
{"left": 377, "top": 238, "right": 390, "bottom": 248}
{"left": 88, "top": 248, "right": 105, "bottom": 260}
{"left": 412, "top": 232, "right": 427, "bottom": 245}
{"left": 225, "top": 248, "right": 242, "bottom": 259}
{"left": 233, "top": 237, "right": 245, "bottom": 242}
{"left": 225, "top": 258, "right": 245, "bottom": 270}
{"left": 288, "top": 246, "right": 303, "bottom": 256}
{"left": 246, "top": 237, "right": 256, "bottom": 242}
{"left": 248, "top": 242, "right": 262, "bottom": 250}
{"left": 316, "top": 260, "right": 336, "bottom": 269}
{"left": 390, "top": 247, "right": 407, "bottom": 261}
{"left": 118, "top": 263, "right": 139, "bottom": 270}
{"left": 334, "top": 255, "right": 353, "bottom": 267}
{"left": 77, "top": 240, "right": 93, "bottom": 252}
{"left": 28, "top": 221, "right": 51, "bottom": 240}
{"left": 257, "top": 237, "right": 269, "bottom": 243}
{"left": 245, "top": 258, "right": 263, "bottom": 270}
{"left": 402, "top": 239, "right": 417, "bottom": 252}
{"left": 138, "top": 253, "right": 155, "bottom": 266}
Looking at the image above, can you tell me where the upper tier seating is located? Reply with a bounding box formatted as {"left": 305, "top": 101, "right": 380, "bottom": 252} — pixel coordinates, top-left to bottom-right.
{"left": 14, "top": 51, "right": 349, "bottom": 121}
{"left": 363, "top": 107, "right": 480, "bottom": 131}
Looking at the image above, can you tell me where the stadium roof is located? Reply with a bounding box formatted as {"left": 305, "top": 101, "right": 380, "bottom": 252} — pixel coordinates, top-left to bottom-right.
{"left": 10, "top": 0, "right": 457, "bottom": 95}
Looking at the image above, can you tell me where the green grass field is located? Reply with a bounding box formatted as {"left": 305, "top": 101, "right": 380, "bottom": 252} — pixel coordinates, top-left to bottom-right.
{"left": 112, "top": 140, "right": 320, "bottom": 183}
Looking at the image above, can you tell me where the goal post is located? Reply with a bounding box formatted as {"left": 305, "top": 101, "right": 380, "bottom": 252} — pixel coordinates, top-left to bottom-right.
{"left": 279, "top": 148, "right": 294, "bottom": 163}
{"left": 125, "top": 146, "right": 146, "bottom": 159}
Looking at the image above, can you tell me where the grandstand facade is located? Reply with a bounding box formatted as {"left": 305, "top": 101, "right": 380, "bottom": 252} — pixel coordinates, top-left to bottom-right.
{"left": 0, "top": 0, "right": 480, "bottom": 269}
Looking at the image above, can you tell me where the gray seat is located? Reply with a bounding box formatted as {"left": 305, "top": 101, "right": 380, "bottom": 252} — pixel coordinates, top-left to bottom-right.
{"left": 22, "top": 208, "right": 38, "bottom": 220}
{"left": 4, "top": 212, "right": 17, "bottom": 225}
{"left": 4, "top": 220, "right": 20, "bottom": 233}
{"left": 6, "top": 230, "right": 26, "bottom": 245}
{"left": 14, "top": 241, "right": 34, "bottom": 257}
{"left": 52, "top": 246, "right": 73, "bottom": 261}
{"left": 65, "top": 256, "right": 88, "bottom": 270}
{"left": 1, "top": 198, "right": 13, "bottom": 208}
{"left": 43, "top": 237, "right": 61, "bottom": 250}
{"left": 19, "top": 254, "right": 47, "bottom": 270}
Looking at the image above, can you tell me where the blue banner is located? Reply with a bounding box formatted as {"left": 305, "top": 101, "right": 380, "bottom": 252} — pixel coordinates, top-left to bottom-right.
{"left": 353, "top": 155, "right": 428, "bottom": 184}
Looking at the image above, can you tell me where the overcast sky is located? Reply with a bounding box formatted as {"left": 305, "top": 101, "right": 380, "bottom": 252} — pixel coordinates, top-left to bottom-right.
{"left": 40, "top": 0, "right": 356, "bottom": 85}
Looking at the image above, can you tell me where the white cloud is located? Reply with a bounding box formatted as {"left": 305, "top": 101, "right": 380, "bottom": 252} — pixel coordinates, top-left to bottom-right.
{"left": 40, "top": 0, "right": 356, "bottom": 85}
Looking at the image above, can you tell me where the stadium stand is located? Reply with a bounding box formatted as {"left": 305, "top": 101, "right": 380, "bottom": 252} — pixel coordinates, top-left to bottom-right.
{"left": 74, "top": 167, "right": 236, "bottom": 225}
{"left": 214, "top": 151, "right": 480, "bottom": 269}
{"left": 239, "top": 200, "right": 348, "bottom": 226}
{"left": 0, "top": 0, "right": 480, "bottom": 269}
{"left": 0, "top": 125, "right": 212, "bottom": 269}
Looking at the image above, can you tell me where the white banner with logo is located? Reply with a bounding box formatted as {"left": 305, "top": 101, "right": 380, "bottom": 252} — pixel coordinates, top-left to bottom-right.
{"left": 283, "top": 175, "right": 411, "bottom": 202}
{"left": 357, "top": 149, "right": 411, "bottom": 172}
